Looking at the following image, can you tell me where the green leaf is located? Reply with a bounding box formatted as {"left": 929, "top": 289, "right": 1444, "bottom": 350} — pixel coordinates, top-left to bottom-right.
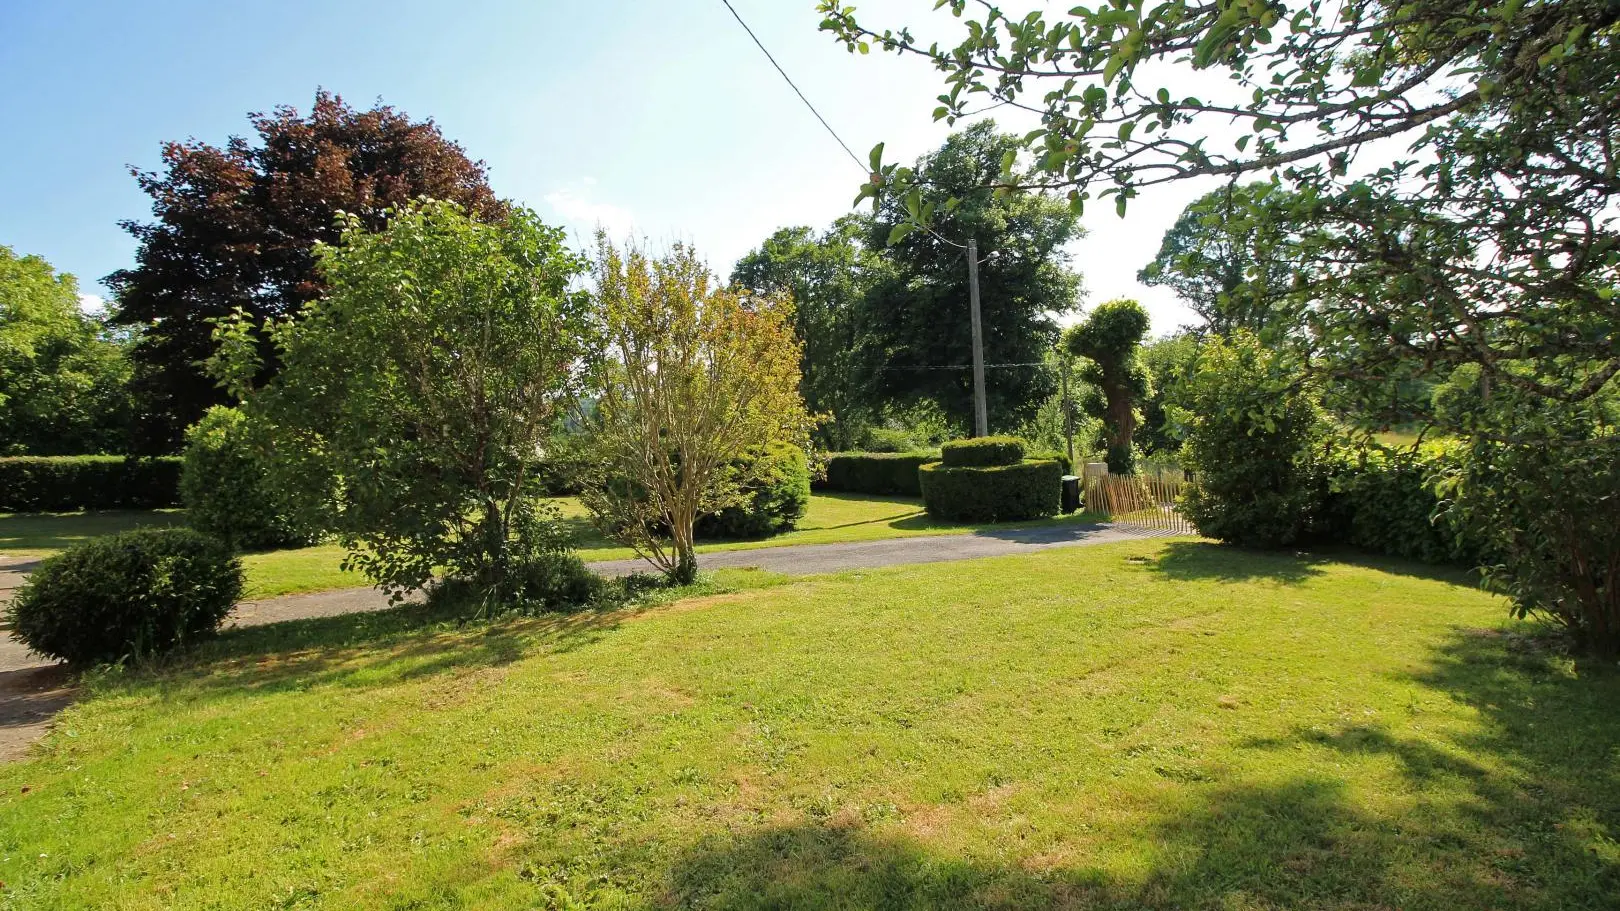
{"left": 887, "top": 222, "right": 916, "bottom": 245}
{"left": 1000, "top": 149, "right": 1017, "bottom": 175}
{"left": 869, "top": 142, "right": 885, "bottom": 172}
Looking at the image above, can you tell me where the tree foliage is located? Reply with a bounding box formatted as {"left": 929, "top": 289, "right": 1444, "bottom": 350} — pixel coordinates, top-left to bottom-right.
{"left": 110, "top": 90, "right": 505, "bottom": 451}
{"left": 1137, "top": 332, "right": 1199, "bottom": 458}
{"left": 730, "top": 218, "right": 890, "bottom": 449}
{"left": 1177, "top": 332, "right": 1327, "bottom": 548}
{"left": 1138, "top": 184, "right": 1298, "bottom": 335}
{"left": 0, "top": 246, "right": 130, "bottom": 455}
{"left": 821, "top": 0, "right": 1620, "bottom": 650}
{"left": 1066, "top": 299, "right": 1151, "bottom": 473}
{"left": 860, "top": 123, "right": 1084, "bottom": 434}
{"left": 821, "top": 0, "right": 1619, "bottom": 435}
{"left": 216, "top": 200, "right": 589, "bottom": 604}
{"left": 583, "top": 238, "right": 811, "bottom": 583}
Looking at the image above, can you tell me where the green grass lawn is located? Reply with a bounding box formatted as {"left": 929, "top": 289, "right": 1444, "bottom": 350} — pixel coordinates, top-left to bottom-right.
{"left": 4, "top": 494, "right": 1103, "bottom": 600}
{"left": 2, "top": 540, "right": 1614, "bottom": 909}
{"left": 0, "top": 509, "right": 185, "bottom": 554}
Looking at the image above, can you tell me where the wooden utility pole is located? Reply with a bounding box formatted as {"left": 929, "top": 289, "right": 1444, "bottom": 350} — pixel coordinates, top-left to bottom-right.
{"left": 1060, "top": 351, "right": 1076, "bottom": 465}
{"left": 967, "top": 238, "right": 988, "bottom": 437}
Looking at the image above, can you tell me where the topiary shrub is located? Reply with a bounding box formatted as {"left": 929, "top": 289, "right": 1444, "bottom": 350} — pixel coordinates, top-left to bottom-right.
{"left": 818, "top": 452, "right": 940, "bottom": 496}
{"left": 940, "top": 435, "right": 1026, "bottom": 467}
{"left": 6, "top": 527, "right": 244, "bottom": 665}
{"left": 181, "top": 406, "right": 316, "bottom": 550}
{"left": 919, "top": 459, "right": 1062, "bottom": 522}
{"left": 0, "top": 456, "right": 182, "bottom": 512}
{"left": 696, "top": 443, "right": 811, "bottom": 539}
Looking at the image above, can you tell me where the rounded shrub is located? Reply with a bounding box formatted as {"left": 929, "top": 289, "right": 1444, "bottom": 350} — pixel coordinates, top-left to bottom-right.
{"left": 181, "top": 406, "right": 316, "bottom": 551}
{"left": 919, "top": 459, "right": 1062, "bottom": 522}
{"left": 696, "top": 443, "right": 811, "bottom": 539}
{"left": 7, "top": 527, "right": 244, "bottom": 665}
{"left": 940, "top": 435, "right": 1026, "bottom": 468}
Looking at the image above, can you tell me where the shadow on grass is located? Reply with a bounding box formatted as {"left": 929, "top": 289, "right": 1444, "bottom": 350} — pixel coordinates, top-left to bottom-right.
{"left": 110, "top": 600, "right": 628, "bottom": 706}
{"left": 1147, "top": 540, "right": 1488, "bottom": 589}
{"left": 0, "top": 510, "right": 185, "bottom": 553}
{"left": 1146, "top": 540, "right": 1330, "bottom": 584}
{"left": 612, "top": 624, "right": 1619, "bottom": 910}
{"left": 634, "top": 774, "right": 1592, "bottom": 909}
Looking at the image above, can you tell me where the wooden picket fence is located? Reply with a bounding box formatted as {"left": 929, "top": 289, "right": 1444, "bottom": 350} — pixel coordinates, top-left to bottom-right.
{"left": 1082, "top": 470, "right": 1196, "bottom": 535}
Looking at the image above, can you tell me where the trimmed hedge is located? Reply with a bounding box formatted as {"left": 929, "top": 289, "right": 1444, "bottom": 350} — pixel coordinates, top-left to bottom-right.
{"left": 818, "top": 452, "right": 939, "bottom": 496}
{"left": 6, "top": 527, "right": 243, "bottom": 665}
{"left": 696, "top": 443, "right": 812, "bottom": 539}
{"left": 919, "top": 459, "right": 1063, "bottom": 522}
{"left": 0, "top": 456, "right": 183, "bottom": 512}
{"left": 941, "top": 435, "right": 1026, "bottom": 467}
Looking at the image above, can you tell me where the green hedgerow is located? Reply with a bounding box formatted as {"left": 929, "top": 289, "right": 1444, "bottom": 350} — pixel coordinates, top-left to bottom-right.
{"left": 919, "top": 459, "right": 1062, "bottom": 522}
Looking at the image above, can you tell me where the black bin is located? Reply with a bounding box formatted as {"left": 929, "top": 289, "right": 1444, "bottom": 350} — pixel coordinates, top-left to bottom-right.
{"left": 1061, "top": 475, "right": 1081, "bottom": 514}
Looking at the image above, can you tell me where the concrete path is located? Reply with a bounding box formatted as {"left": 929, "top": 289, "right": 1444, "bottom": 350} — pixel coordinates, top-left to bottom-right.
{"left": 584, "top": 521, "right": 1174, "bottom": 577}
{"left": 0, "top": 521, "right": 1174, "bottom": 760}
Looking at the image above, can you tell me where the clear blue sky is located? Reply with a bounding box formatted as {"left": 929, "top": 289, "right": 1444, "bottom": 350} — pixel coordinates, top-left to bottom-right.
{"left": 0, "top": 0, "right": 1201, "bottom": 330}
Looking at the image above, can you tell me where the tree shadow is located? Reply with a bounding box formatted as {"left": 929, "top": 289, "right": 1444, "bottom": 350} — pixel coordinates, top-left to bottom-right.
{"left": 626, "top": 772, "right": 1558, "bottom": 910}
{"left": 100, "top": 601, "right": 628, "bottom": 708}
{"left": 0, "top": 510, "right": 185, "bottom": 553}
{"left": 1146, "top": 540, "right": 1329, "bottom": 584}
{"left": 583, "top": 622, "right": 1619, "bottom": 910}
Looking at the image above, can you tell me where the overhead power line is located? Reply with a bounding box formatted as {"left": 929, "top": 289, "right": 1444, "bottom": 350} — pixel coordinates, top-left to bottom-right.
{"left": 718, "top": 0, "right": 866, "bottom": 173}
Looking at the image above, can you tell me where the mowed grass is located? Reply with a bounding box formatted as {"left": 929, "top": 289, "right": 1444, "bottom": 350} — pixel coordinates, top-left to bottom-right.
{"left": 2, "top": 540, "right": 1615, "bottom": 909}
{"left": 3, "top": 494, "right": 1104, "bottom": 599}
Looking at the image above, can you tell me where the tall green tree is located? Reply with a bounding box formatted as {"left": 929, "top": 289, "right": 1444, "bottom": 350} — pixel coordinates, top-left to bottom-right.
{"left": 860, "top": 122, "right": 1085, "bottom": 434}
{"left": 1066, "top": 299, "right": 1151, "bottom": 473}
{"left": 821, "top": 0, "right": 1619, "bottom": 434}
{"left": 730, "top": 217, "right": 890, "bottom": 449}
{"left": 584, "top": 238, "right": 811, "bottom": 584}
{"left": 1138, "top": 184, "right": 1298, "bottom": 336}
{"left": 0, "top": 247, "right": 131, "bottom": 454}
{"left": 1137, "top": 332, "right": 1199, "bottom": 457}
{"left": 110, "top": 90, "right": 506, "bottom": 452}
{"left": 213, "top": 200, "right": 589, "bottom": 604}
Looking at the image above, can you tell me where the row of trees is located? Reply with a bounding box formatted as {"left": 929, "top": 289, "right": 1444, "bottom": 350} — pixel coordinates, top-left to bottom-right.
{"left": 211, "top": 201, "right": 806, "bottom": 598}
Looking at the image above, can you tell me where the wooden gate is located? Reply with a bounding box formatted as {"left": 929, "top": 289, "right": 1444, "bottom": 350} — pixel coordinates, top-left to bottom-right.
{"left": 1083, "top": 471, "right": 1196, "bottom": 535}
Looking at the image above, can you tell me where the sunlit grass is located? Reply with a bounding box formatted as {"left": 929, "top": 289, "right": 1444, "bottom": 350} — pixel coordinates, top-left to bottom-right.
{"left": 2, "top": 540, "right": 1612, "bottom": 909}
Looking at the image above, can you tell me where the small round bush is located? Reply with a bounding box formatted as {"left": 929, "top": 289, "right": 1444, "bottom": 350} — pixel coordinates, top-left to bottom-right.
{"left": 7, "top": 528, "right": 244, "bottom": 665}
{"left": 182, "top": 406, "right": 316, "bottom": 551}
{"left": 696, "top": 443, "right": 811, "bottom": 539}
{"left": 940, "top": 436, "right": 1027, "bottom": 468}
{"left": 919, "top": 459, "right": 1062, "bottom": 522}
{"left": 428, "top": 551, "right": 605, "bottom": 615}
